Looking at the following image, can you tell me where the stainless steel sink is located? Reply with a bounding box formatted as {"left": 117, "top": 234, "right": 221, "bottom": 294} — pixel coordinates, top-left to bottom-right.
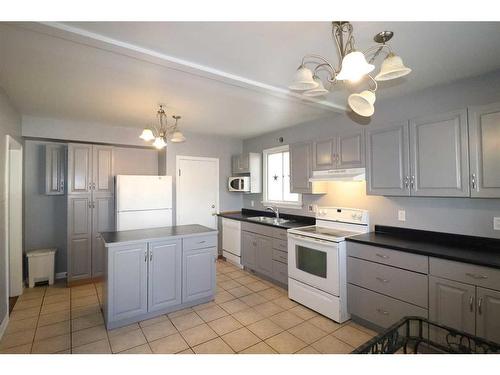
{"left": 247, "top": 216, "right": 290, "bottom": 225}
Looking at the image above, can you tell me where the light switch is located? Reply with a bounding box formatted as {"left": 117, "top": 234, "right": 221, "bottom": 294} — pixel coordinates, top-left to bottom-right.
{"left": 398, "top": 209, "right": 406, "bottom": 222}
{"left": 494, "top": 217, "right": 500, "bottom": 230}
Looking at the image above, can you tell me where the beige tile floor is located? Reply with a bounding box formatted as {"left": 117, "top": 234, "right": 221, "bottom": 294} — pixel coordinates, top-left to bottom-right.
{"left": 0, "top": 260, "right": 376, "bottom": 354}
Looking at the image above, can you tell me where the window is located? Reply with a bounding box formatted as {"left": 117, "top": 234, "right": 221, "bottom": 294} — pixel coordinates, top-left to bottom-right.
{"left": 262, "top": 145, "right": 301, "bottom": 208}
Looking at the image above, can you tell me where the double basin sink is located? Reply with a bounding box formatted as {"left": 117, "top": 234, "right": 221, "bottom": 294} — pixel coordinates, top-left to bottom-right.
{"left": 247, "top": 216, "right": 290, "bottom": 225}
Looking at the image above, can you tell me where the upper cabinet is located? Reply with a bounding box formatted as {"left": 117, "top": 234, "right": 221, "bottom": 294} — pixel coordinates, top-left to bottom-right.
{"left": 337, "top": 131, "right": 365, "bottom": 169}
{"left": 92, "top": 145, "right": 114, "bottom": 195}
{"left": 367, "top": 105, "right": 500, "bottom": 198}
{"left": 366, "top": 122, "right": 410, "bottom": 196}
{"left": 45, "top": 144, "right": 66, "bottom": 195}
{"left": 290, "top": 141, "right": 327, "bottom": 194}
{"left": 68, "top": 143, "right": 93, "bottom": 195}
{"left": 469, "top": 102, "right": 500, "bottom": 198}
{"left": 232, "top": 153, "right": 251, "bottom": 174}
{"left": 312, "top": 129, "right": 365, "bottom": 171}
{"left": 312, "top": 138, "right": 337, "bottom": 171}
{"left": 409, "top": 110, "right": 469, "bottom": 197}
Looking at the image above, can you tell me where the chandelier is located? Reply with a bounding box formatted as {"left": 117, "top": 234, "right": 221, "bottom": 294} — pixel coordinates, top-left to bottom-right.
{"left": 289, "top": 22, "right": 411, "bottom": 117}
{"left": 139, "top": 105, "right": 186, "bottom": 149}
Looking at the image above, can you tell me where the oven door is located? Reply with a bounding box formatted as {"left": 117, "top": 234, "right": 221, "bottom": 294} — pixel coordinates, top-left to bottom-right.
{"left": 288, "top": 234, "right": 340, "bottom": 296}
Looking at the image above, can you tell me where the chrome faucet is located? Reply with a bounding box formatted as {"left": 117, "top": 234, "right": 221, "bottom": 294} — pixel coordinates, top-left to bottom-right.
{"left": 265, "top": 205, "right": 280, "bottom": 219}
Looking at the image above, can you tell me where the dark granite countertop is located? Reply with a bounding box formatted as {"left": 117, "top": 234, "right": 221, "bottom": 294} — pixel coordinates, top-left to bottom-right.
{"left": 217, "top": 208, "right": 315, "bottom": 230}
{"left": 346, "top": 225, "right": 500, "bottom": 269}
{"left": 101, "top": 224, "right": 217, "bottom": 247}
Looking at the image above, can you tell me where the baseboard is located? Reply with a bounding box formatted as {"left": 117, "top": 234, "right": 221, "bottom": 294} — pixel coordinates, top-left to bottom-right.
{"left": 0, "top": 313, "right": 9, "bottom": 341}
{"left": 56, "top": 272, "right": 67, "bottom": 280}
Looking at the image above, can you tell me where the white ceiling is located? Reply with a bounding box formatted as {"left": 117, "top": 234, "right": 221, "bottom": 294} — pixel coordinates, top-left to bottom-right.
{"left": 1, "top": 22, "right": 500, "bottom": 138}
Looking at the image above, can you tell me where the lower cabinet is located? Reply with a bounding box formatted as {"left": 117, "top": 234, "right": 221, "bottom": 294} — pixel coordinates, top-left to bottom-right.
{"left": 241, "top": 223, "right": 287, "bottom": 285}
{"left": 105, "top": 234, "right": 216, "bottom": 329}
{"left": 148, "top": 240, "right": 182, "bottom": 312}
{"left": 182, "top": 246, "right": 216, "bottom": 303}
{"left": 476, "top": 287, "right": 500, "bottom": 344}
{"left": 429, "top": 276, "right": 476, "bottom": 335}
{"left": 109, "top": 242, "right": 149, "bottom": 322}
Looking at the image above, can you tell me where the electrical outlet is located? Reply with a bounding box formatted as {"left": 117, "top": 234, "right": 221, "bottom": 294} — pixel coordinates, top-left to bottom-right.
{"left": 494, "top": 217, "right": 500, "bottom": 230}
{"left": 250, "top": 200, "right": 255, "bottom": 207}
{"left": 308, "top": 205, "right": 314, "bottom": 212}
{"left": 398, "top": 209, "right": 406, "bottom": 222}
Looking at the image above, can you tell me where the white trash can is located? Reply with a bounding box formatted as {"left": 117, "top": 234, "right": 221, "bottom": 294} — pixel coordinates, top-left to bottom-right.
{"left": 27, "top": 248, "right": 57, "bottom": 288}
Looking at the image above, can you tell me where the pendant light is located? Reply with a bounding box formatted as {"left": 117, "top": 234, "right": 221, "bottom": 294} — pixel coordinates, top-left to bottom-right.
{"left": 348, "top": 90, "right": 376, "bottom": 117}
{"left": 139, "top": 105, "right": 186, "bottom": 148}
{"left": 375, "top": 53, "right": 412, "bottom": 81}
{"left": 303, "top": 76, "right": 329, "bottom": 97}
{"left": 336, "top": 51, "right": 374, "bottom": 82}
{"left": 289, "top": 65, "right": 319, "bottom": 91}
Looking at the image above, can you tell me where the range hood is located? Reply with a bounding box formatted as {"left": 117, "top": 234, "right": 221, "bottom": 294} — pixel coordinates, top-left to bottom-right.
{"left": 309, "top": 168, "right": 366, "bottom": 182}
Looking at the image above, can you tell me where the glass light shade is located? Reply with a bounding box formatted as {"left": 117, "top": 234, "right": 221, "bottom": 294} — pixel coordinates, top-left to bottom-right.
{"left": 336, "top": 51, "right": 375, "bottom": 82}
{"left": 375, "top": 53, "right": 412, "bottom": 81}
{"left": 170, "top": 131, "right": 186, "bottom": 143}
{"left": 288, "top": 65, "right": 319, "bottom": 91}
{"left": 348, "top": 90, "right": 376, "bottom": 117}
{"left": 139, "top": 128, "right": 155, "bottom": 141}
{"left": 303, "top": 76, "right": 329, "bottom": 97}
{"left": 152, "top": 137, "right": 167, "bottom": 149}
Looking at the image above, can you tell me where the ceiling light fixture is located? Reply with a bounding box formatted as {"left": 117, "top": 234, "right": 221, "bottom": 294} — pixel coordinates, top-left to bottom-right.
{"left": 140, "top": 105, "right": 186, "bottom": 149}
{"left": 289, "top": 22, "right": 411, "bottom": 117}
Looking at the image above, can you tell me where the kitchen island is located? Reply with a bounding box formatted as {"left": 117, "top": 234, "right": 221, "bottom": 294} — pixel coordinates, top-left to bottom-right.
{"left": 100, "top": 224, "right": 218, "bottom": 330}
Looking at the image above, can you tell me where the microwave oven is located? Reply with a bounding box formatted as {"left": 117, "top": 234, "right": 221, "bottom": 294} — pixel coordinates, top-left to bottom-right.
{"left": 228, "top": 176, "right": 250, "bottom": 192}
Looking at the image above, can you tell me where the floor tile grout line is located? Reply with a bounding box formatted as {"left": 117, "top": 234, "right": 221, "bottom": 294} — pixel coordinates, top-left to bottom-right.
{"left": 29, "top": 285, "right": 47, "bottom": 353}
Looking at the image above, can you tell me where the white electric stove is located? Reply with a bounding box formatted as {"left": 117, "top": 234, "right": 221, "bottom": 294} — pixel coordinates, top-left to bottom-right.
{"left": 287, "top": 207, "right": 369, "bottom": 323}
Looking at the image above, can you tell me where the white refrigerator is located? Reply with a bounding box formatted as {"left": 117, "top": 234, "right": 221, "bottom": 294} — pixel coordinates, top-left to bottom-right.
{"left": 116, "top": 175, "right": 173, "bottom": 231}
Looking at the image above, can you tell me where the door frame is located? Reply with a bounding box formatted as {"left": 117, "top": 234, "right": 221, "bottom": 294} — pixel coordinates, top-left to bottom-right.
{"left": 4, "top": 135, "right": 24, "bottom": 310}
{"left": 175, "top": 155, "right": 219, "bottom": 228}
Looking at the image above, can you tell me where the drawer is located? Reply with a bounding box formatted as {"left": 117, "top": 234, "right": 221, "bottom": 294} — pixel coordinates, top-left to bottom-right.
{"left": 348, "top": 257, "right": 428, "bottom": 308}
{"left": 348, "top": 284, "right": 428, "bottom": 329}
{"left": 272, "top": 238, "right": 287, "bottom": 252}
{"left": 241, "top": 222, "right": 274, "bottom": 237}
{"left": 272, "top": 260, "right": 288, "bottom": 285}
{"left": 273, "top": 228, "right": 288, "bottom": 241}
{"left": 183, "top": 235, "right": 217, "bottom": 251}
{"left": 347, "top": 242, "right": 428, "bottom": 274}
{"left": 272, "top": 249, "right": 288, "bottom": 264}
{"left": 430, "top": 257, "right": 500, "bottom": 290}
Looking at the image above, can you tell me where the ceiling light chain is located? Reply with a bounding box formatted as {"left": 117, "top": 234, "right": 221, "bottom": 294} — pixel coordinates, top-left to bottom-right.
{"left": 289, "top": 21, "right": 412, "bottom": 117}
{"left": 139, "top": 104, "right": 186, "bottom": 149}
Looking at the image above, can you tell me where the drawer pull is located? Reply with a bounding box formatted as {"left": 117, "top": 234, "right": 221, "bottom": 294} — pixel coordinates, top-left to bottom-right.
{"left": 376, "top": 308, "right": 389, "bottom": 315}
{"left": 375, "top": 253, "right": 389, "bottom": 259}
{"left": 252, "top": 242, "right": 257, "bottom": 246}
{"left": 197, "top": 240, "right": 206, "bottom": 244}
{"left": 469, "top": 296, "right": 474, "bottom": 312}
{"left": 375, "top": 277, "right": 389, "bottom": 283}
{"left": 465, "top": 273, "right": 488, "bottom": 280}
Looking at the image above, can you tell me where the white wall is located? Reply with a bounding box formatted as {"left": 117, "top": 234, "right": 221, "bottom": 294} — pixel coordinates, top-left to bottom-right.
{"left": 0, "top": 88, "right": 22, "bottom": 330}
{"left": 243, "top": 70, "right": 500, "bottom": 239}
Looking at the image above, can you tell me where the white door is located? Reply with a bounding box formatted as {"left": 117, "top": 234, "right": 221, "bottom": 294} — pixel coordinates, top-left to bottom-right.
{"left": 176, "top": 156, "right": 219, "bottom": 229}
{"left": 6, "top": 136, "right": 23, "bottom": 297}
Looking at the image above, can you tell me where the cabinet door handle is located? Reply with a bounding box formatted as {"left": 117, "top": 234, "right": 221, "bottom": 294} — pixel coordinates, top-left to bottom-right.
{"left": 144, "top": 250, "right": 148, "bottom": 262}
{"left": 376, "top": 277, "right": 389, "bottom": 283}
{"left": 465, "top": 272, "right": 488, "bottom": 280}
{"left": 150, "top": 250, "right": 153, "bottom": 262}
{"left": 478, "top": 297, "right": 483, "bottom": 315}
{"left": 375, "top": 253, "right": 389, "bottom": 259}
{"left": 469, "top": 296, "right": 474, "bottom": 312}
{"left": 376, "top": 308, "right": 389, "bottom": 315}
{"left": 471, "top": 173, "right": 476, "bottom": 190}
{"left": 410, "top": 175, "right": 415, "bottom": 189}
{"left": 60, "top": 180, "right": 65, "bottom": 192}
{"left": 252, "top": 242, "right": 257, "bottom": 246}
{"left": 403, "top": 176, "right": 409, "bottom": 189}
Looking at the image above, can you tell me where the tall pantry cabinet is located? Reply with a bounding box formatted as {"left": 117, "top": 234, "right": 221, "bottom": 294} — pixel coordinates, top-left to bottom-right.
{"left": 67, "top": 143, "right": 115, "bottom": 282}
